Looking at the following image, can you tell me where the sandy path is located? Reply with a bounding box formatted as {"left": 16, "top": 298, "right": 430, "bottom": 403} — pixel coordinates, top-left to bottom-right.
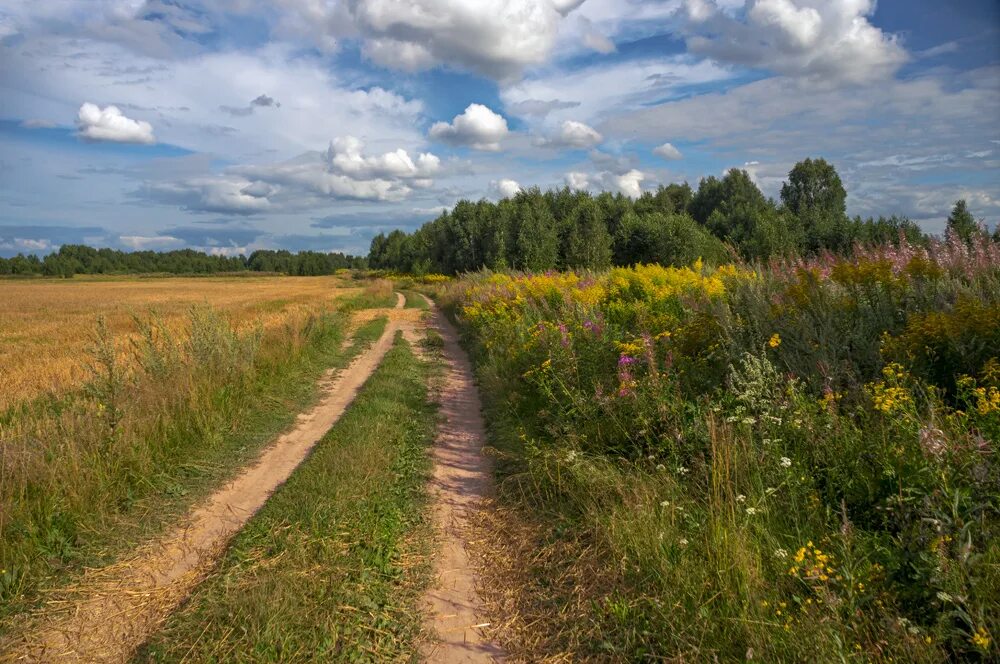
{"left": 3, "top": 296, "right": 407, "bottom": 663}
{"left": 421, "top": 296, "right": 505, "bottom": 663}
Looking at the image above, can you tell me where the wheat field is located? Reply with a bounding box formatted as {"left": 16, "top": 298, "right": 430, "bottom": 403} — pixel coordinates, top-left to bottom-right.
{"left": 0, "top": 275, "right": 359, "bottom": 411}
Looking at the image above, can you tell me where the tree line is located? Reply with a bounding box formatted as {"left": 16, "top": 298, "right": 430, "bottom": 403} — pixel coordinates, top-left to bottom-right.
{"left": 0, "top": 246, "right": 366, "bottom": 278}
{"left": 368, "top": 158, "right": 995, "bottom": 274}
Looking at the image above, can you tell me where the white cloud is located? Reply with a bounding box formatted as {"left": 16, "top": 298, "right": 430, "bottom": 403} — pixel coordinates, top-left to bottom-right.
{"left": 611, "top": 169, "right": 645, "bottom": 198}
{"left": 118, "top": 235, "right": 183, "bottom": 250}
{"left": 565, "top": 171, "right": 590, "bottom": 190}
{"left": 362, "top": 38, "right": 437, "bottom": 72}
{"left": 345, "top": 0, "right": 571, "bottom": 79}
{"left": 76, "top": 102, "right": 155, "bottom": 144}
{"left": 564, "top": 168, "right": 645, "bottom": 198}
{"left": 603, "top": 67, "right": 1000, "bottom": 223}
{"left": 680, "top": 0, "right": 908, "bottom": 83}
{"left": 654, "top": 142, "right": 683, "bottom": 160}
{"left": 142, "top": 135, "right": 445, "bottom": 215}
{"left": 142, "top": 177, "right": 271, "bottom": 214}
{"left": 537, "top": 119, "right": 603, "bottom": 148}
{"left": 1, "top": 40, "right": 429, "bottom": 158}
{"left": 492, "top": 178, "right": 522, "bottom": 198}
{"left": 325, "top": 136, "right": 440, "bottom": 180}
{"left": 429, "top": 103, "right": 509, "bottom": 151}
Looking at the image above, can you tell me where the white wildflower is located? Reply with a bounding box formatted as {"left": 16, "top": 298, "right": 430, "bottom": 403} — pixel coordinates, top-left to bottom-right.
{"left": 656, "top": 464, "right": 666, "bottom": 472}
{"left": 679, "top": 538, "right": 689, "bottom": 546}
{"left": 676, "top": 466, "right": 689, "bottom": 475}
{"left": 774, "top": 548, "right": 788, "bottom": 559}
{"left": 660, "top": 500, "right": 670, "bottom": 508}
{"left": 780, "top": 457, "right": 792, "bottom": 468}
{"left": 745, "top": 507, "right": 758, "bottom": 516}
{"left": 736, "top": 494, "right": 746, "bottom": 503}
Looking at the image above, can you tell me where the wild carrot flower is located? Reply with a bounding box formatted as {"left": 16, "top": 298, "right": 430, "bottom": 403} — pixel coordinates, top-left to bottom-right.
{"left": 780, "top": 457, "right": 792, "bottom": 468}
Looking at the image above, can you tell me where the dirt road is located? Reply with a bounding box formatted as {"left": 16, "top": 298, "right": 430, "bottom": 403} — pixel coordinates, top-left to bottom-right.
{"left": 6, "top": 298, "right": 407, "bottom": 663}
{"left": 421, "top": 297, "right": 504, "bottom": 663}
{"left": 3, "top": 292, "right": 502, "bottom": 663}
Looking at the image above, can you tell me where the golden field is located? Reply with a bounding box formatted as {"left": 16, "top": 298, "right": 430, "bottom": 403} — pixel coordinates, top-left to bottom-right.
{"left": 0, "top": 275, "right": 359, "bottom": 410}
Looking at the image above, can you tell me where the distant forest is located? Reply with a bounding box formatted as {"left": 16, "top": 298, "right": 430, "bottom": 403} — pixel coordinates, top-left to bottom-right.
{"left": 368, "top": 158, "right": 997, "bottom": 275}
{"left": 0, "top": 247, "right": 367, "bottom": 278}
{"left": 4, "top": 159, "right": 994, "bottom": 279}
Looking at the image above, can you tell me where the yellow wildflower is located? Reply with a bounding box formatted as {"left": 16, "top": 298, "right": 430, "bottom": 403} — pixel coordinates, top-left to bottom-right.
{"left": 769, "top": 333, "right": 782, "bottom": 348}
{"left": 972, "top": 627, "right": 991, "bottom": 651}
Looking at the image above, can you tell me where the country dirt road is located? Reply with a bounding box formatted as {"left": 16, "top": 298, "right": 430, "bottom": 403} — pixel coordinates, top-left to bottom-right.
{"left": 4, "top": 297, "right": 408, "bottom": 663}
{"left": 3, "top": 291, "right": 502, "bottom": 663}
{"left": 420, "top": 296, "right": 504, "bottom": 663}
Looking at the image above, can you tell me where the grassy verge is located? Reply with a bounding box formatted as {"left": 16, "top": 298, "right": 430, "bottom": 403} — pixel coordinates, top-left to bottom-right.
{"left": 403, "top": 291, "right": 429, "bottom": 310}
{"left": 448, "top": 260, "right": 999, "bottom": 662}
{"left": 336, "top": 279, "right": 397, "bottom": 312}
{"left": 137, "top": 334, "right": 436, "bottom": 662}
{"left": 0, "top": 312, "right": 387, "bottom": 628}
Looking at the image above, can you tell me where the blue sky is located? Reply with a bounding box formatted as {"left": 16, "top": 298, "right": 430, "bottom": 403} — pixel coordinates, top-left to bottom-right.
{"left": 0, "top": 0, "right": 997, "bottom": 257}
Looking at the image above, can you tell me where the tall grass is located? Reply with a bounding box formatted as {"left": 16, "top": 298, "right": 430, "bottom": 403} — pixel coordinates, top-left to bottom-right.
{"left": 442, "top": 236, "right": 999, "bottom": 661}
{"left": 0, "top": 307, "right": 383, "bottom": 624}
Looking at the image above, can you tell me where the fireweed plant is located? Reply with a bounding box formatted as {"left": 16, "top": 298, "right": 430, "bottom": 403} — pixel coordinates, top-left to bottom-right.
{"left": 442, "top": 234, "right": 998, "bottom": 661}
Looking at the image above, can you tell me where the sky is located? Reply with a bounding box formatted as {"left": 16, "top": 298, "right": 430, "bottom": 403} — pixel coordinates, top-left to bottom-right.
{"left": 0, "top": 0, "right": 998, "bottom": 258}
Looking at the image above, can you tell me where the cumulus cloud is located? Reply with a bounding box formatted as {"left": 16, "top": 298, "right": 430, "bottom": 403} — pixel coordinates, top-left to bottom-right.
{"left": 679, "top": 0, "right": 908, "bottom": 82}
{"left": 492, "top": 178, "right": 522, "bottom": 198}
{"left": 565, "top": 169, "right": 645, "bottom": 198}
{"left": 537, "top": 119, "right": 603, "bottom": 149}
{"left": 76, "top": 102, "right": 155, "bottom": 144}
{"left": 429, "top": 104, "right": 509, "bottom": 151}
{"left": 142, "top": 177, "right": 271, "bottom": 215}
{"left": 345, "top": 0, "right": 573, "bottom": 79}
{"left": 362, "top": 38, "right": 438, "bottom": 72}
{"left": 610, "top": 169, "right": 645, "bottom": 198}
{"left": 325, "top": 136, "right": 441, "bottom": 180}
{"left": 654, "top": 142, "right": 683, "bottom": 160}
{"left": 565, "top": 171, "right": 590, "bottom": 190}
{"left": 142, "top": 137, "right": 442, "bottom": 215}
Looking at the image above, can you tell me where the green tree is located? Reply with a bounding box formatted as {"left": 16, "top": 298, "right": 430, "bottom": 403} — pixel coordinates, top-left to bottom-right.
{"left": 780, "top": 158, "right": 849, "bottom": 253}
{"left": 513, "top": 189, "right": 560, "bottom": 272}
{"left": 946, "top": 199, "right": 979, "bottom": 243}
{"left": 563, "top": 199, "right": 612, "bottom": 270}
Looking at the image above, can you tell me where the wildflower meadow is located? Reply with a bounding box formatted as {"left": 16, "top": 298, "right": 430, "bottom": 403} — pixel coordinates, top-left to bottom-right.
{"left": 439, "top": 233, "right": 999, "bottom": 661}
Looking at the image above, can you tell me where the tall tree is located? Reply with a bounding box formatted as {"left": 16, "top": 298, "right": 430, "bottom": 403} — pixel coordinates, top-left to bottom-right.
{"left": 563, "top": 199, "right": 612, "bottom": 270}
{"left": 780, "top": 158, "right": 849, "bottom": 253}
{"left": 946, "top": 199, "right": 979, "bottom": 243}
{"left": 780, "top": 158, "right": 847, "bottom": 220}
{"left": 513, "top": 189, "right": 560, "bottom": 272}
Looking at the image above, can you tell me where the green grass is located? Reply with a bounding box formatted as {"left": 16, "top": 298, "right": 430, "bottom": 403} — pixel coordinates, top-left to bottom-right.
{"left": 137, "top": 334, "right": 436, "bottom": 662}
{"left": 336, "top": 281, "right": 397, "bottom": 312}
{"left": 403, "top": 291, "right": 429, "bottom": 310}
{"left": 0, "top": 314, "right": 387, "bottom": 629}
